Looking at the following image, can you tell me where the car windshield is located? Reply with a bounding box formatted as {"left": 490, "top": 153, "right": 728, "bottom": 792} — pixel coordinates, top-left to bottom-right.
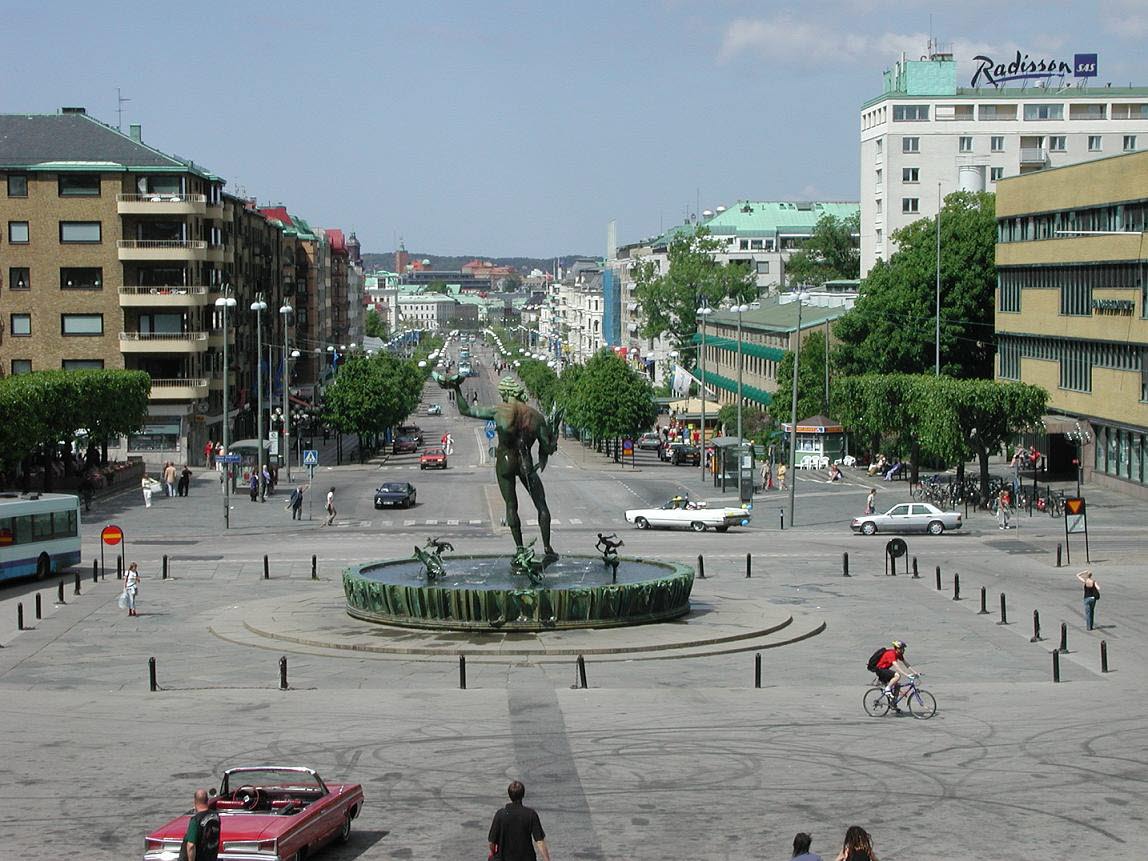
{"left": 379, "top": 483, "right": 409, "bottom": 493}
{"left": 222, "top": 768, "right": 324, "bottom": 794}
{"left": 424, "top": 448, "right": 445, "bottom": 456}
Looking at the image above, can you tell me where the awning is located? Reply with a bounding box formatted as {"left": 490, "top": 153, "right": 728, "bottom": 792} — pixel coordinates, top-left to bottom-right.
{"left": 1040, "top": 414, "right": 1083, "bottom": 434}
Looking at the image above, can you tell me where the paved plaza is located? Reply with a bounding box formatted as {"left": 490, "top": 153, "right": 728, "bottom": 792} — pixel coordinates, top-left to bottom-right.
{"left": 2, "top": 371, "right": 1147, "bottom": 859}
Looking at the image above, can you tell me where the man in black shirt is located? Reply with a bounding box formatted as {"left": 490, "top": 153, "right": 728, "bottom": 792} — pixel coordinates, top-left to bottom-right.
{"left": 488, "top": 780, "right": 550, "bottom": 861}
{"left": 179, "top": 789, "right": 219, "bottom": 861}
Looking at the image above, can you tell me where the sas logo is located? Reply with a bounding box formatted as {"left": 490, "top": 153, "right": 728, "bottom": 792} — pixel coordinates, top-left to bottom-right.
{"left": 1074, "top": 53, "right": 1098, "bottom": 77}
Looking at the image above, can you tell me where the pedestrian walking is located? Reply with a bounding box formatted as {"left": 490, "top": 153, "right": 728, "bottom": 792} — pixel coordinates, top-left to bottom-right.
{"left": 760, "top": 461, "right": 772, "bottom": 492}
{"left": 163, "top": 461, "right": 177, "bottom": 497}
{"left": 204, "top": 440, "right": 215, "bottom": 469}
{"left": 141, "top": 475, "right": 157, "bottom": 508}
{"left": 996, "top": 487, "right": 1010, "bottom": 530}
{"left": 261, "top": 466, "right": 272, "bottom": 501}
{"left": 1076, "top": 569, "right": 1100, "bottom": 630}
{"left": 488, "top": 780, "right": 551, "bottom": 861}
{"left": 249, "top": 472, "right": 259, "bottom": 502}
{"left": 324, "top": 486, "right": 336, "bottom": 526}
{"left": 834, "top": 825, "right": 878, "bottom": 861}
{"left": 445, "top": 432, "right": 454, "bottom": 455}
{"left": 177, "top": 464, "right": 192, "bottom": 497}
{"left": 120, "top": 562, "right": 141, "bottom": 617}
{"left": 792, "top": 831, "right": 823, "bottom": 861}
{"left": 864, "top": 487, "right": 877, "bottom": 515}
{"left": 777, "top": 463, "right": 787, "bottom": 492}
{"left": 288, "top": 485, "right": 304, "bottom": 520}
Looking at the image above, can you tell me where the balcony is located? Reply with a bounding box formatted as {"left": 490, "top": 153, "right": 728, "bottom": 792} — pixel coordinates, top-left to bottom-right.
{"left": 148, "top": 378, "right": 209, "bottom": 400}
{"left": 119, "top": 332, "right": 209, "bottom": 353}
{"left": 1019, "top": 147, "right": 1049, "bottom": 166}
{"left": 118, "top": 286, "right": 211, "bottom": 307}
{"left": 117, "top": 193, "right": 210, "bottom": 216}
{"left": 117, "top": 239, "right": 208, "bottom": 261}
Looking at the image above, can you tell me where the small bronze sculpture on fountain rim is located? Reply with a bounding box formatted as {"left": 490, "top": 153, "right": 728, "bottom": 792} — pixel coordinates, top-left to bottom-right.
{"left": 595, "top": 532, "right": 624, "bottom": 582}
{"left": 413, "top": 536, "right": 454, "bottom": 581}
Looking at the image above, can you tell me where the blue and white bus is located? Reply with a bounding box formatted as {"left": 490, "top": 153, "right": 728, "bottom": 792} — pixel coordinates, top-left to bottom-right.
{"left": 0, "top": 493, "right": 82, "bottom": 583}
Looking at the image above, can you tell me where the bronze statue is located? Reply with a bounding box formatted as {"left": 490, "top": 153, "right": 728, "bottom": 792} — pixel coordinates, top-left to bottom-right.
{"left": 595, "top": 532, "right": 624, "bottom": 582}
{"left": 413, "top": 536, "right": 454, "bottom": 581}
{"left": 435, "top": 372, "right": 562, "bottom": 571}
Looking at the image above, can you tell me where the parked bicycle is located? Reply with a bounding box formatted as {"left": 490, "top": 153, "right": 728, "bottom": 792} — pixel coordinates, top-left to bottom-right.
{"left": 862, "top": 674, "right": 937, "bottom": 719}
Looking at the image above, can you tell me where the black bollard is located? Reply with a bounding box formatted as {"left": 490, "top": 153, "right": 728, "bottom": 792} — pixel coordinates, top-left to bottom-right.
{"left": 162, "top": 555, "right": 168, "bottom": 580}
{"left": 755, "top": 653, "right": 762, "bottom": 688}
{"left": 311, "top": 555, "right": 317, "bottom": 580}
{"left": 92, "top": 559, "right": 98, "bottom": 584}
{"left": 745, "top": 553, "right": 752, "bottom": 579}
{"left": 279, "top": 656, "right": 288, "bottom": 690}
{"left": 952, "top": 573, "right": 960, "bottom": 601}
{"left": 74, "top": 571, "right": 81, "bottom": 595}
{"left": 148, "top": 657, "right": 157, "bottom": 692}
{"left": 577, "top": 654, "right": 588, "bottom": 689}
{"left": 117, "top": 556, "right": 123, "bottom": 580}
{"left": 912, "top": 556, "right": 919, "bottom": 579}
{"left": 843, "top": 552, "right": 850, "bottom": 578}
{"left": 697, "top": 554, "right": 705, "bottom": 579}
{"left": 998, "top": 593, "right": 1008, "bottom": 625}
{"left": 935, "top": 565, "right": 941, "bottom": 591}
{"left": 35, "top": 593, "right": 42, "bottom": 620}
{"left": 1059, "top": 622, "right": 1069, "bottom": 654}
{"left": 978, "top": 586, "right": 989, "bottom": 615}
{"left": 263, "top": 555, "right": 270, "bottom": 580}
{"left": 1031, "top": 610, "right": 1042, "bottom": 642}
{"left": 459, "top": 656, "right": 467, "bottom": 690}
{"left": 1052, "top": 649, "right": 1060, "bottom": 683}
{"left": 779, "top": 508, "right": 784, "bottom": 531}
{"left": 1100, "top": 640, "right": 1109, "bottom": 673}
{"left": 17, "top": 602, "right": 24, "bottom": 630}
{"left": 1056, "top": 543, "right": 1062, "bottom": 568}
{"left": 57, "top": 580, "right": 65, "bottom": 605}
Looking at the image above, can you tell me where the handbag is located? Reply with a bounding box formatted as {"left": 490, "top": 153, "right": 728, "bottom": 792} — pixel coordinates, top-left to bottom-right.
{"left": 117, "top": 591, "right": 129, "bottom": 610}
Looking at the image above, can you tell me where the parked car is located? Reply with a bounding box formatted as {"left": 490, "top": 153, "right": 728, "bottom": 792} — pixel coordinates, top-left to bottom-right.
{"left": 670, "top": 443, "right": 701, "bottom": 466}
{"left": 374, "top": 482, "right": 417, "bottom": 508}
{"left": 625, "top": 498, "right": 750, "bottom": 532}
{"left": 637, "top": 432, "right": 662, "bottom": 450}
{"left": 398, "top": 425, "right": 424, "bottom": 446}
{"left": 143, "top": 766, "right": 362, "bottom": 861}
{"left": 419, "top": 447, "right": 448, "bottom": 470}
{"left": 392, "top": 435, "right": 418, "bottom": 454}
{"left": 427, "top": 404, "right": 442, "bottom": 416}
{"left": 851, "top": 502, "right": 963, "bottom": 535}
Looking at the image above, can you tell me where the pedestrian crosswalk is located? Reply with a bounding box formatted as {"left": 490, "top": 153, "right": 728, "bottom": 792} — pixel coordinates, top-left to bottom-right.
{"left": 330, "top": 517, "right": 585, "bottom": 529}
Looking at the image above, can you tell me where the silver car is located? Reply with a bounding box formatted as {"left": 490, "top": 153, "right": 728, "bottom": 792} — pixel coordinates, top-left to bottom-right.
{"left": 851, "top": 502, "right": 963, "bottom": 535}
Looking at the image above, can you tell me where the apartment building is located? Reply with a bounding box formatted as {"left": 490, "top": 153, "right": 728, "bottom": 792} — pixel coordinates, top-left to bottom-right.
{"left": 862, "top": 49, "right": 1148, "bottom": 274}
{"left": 995, "top": 150, "right": 1148, "bottom": 496}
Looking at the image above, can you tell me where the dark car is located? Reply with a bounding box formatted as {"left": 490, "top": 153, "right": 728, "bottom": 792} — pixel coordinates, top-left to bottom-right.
{"left": 670, "top": 444, "right": 701, "bottom": 466}
{"left": 392, "top": 434, "right": 418, "bottom": 454}
{"left": 374, "top": 482, "right": 417, "bottom": 509}
{"left": 397, "top": 425, "right": 424, "bottom": 446}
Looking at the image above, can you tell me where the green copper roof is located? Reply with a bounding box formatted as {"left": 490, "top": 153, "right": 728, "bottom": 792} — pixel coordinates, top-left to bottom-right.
{"left": 702, "top": 201, "right": 859, "bottom": 238}
{"left": 704, "top": 296, "right": 851, "bottom": 334}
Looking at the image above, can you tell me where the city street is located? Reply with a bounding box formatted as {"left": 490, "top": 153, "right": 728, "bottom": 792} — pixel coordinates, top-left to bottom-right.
{"left": 2, "top": 353, "right": 1146, "bottom": 860}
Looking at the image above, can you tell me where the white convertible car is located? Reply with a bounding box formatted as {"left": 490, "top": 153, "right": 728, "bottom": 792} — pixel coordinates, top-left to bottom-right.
{"left": 625, "top": 499, "right": 751, "bottom": 532}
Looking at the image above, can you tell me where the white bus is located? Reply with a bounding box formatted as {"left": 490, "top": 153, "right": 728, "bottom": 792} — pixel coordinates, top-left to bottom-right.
{"left": 0, "top": 493, "right": 82, "bottom": 583}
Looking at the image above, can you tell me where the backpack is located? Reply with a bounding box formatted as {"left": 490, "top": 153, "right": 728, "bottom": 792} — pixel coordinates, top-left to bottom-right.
{"left": 866, "top": 648, "right": 886, "bottom": 672}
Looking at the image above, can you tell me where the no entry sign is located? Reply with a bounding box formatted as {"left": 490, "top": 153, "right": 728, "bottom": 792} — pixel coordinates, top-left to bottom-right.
{"left": 101, "top": 524, "right": 124, "bottom": 546}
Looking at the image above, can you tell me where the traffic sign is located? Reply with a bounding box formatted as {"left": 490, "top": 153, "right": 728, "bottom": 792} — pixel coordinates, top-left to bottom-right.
{"left": 485, "top": 420, "right": 497, "bottom": 441}
{"left": 101, "top": 524, "right": 124, "bottom": 546}
{"left": 1065, "top": 497, "right": 1086, "bottom": 535}
{"left": 622, "top": 438, "right": 634, "bottom": 456}
{"left": 302, "top": 449, "right": 319, "bottom": 466}
{"left": 217, "top": 453, "right": 242, "bottom": 464}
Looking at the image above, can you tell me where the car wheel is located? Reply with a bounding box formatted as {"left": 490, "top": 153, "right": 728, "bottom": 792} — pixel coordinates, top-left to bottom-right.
{"left": 861, "top": 521, "right": 877, "bottom": 536}
{"left": 690, "top": 521, "right": 706, "bottom": 532}
{"left": 716, "top": 525, "right": 729, "bottom": 532}
{"left": 36, "top": 552, "right": 51, "bottom": 580}
{"left": 635, "top": 516, "right": 649, "bottom": 530}
{"left": 338, "top": 811, "right": 353, "bottom": 843}
{"left": 927, "top": 520, "right": 945, "bottom": 535}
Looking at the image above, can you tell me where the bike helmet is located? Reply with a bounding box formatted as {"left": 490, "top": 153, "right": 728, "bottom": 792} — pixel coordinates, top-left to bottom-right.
{"left": 891, "top": 640, "right": 906, "bottom": 651}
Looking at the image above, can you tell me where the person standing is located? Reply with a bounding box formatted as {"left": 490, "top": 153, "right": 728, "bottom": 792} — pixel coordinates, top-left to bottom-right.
{"left": 289, "top": 485, "right": 304, "bottom": 520}
{"left": 261, "top": 466, "right": 272, "bottom": 500}
{"left": 488, "top": 780, "right": 550, "bottom": 861}
{"left": 760, "top": 461, "right": 772, "bottom": 492}
{"left": 141, "top": 475, "right": 155, "bottom": 508}
{"left": 249, "top": 472, "right": 259, "bottom": 503}
{"left": 792, "top": 832, "right": 823, "bottom": 861}
{"left": 834, "top": 825, "right": 878, "bottom": 861}
{"left": 777, "top": 462, "right": 787, "bottom": 492}
{"left": 123, "top": 562, "right": 141, "bottom": 617}
{"left": 324, "top": 486, "right": 336, "bottom": 526}
{"left": 996, "top": 487, "right": 1010, "bottom": 530}
{"left": 163, "top": 461, "right": 177, "bottom": 497}
{"left": 1076, "top": 569, "right": 1100, "bottom": 631}
{"left": 180, "top": 788, "right": 220, "bottom": 861}
{"left": 204, "top": 440, "right": 215, "bottom": 470}
{"left": 178, "top": 464, "right": 192, "bottom": 497}
{"left": 864, "top": 487, "right": 877, "bottom": 515}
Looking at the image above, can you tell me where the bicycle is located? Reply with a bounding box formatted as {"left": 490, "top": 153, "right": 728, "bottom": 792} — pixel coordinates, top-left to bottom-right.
{"left": 862, "top": 674, "right": 937, "bottom": 719}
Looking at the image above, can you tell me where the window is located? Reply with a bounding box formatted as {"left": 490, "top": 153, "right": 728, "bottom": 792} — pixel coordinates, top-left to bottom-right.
{"left": 959, "top": 136, "right": 973, "bottom": 153}
{"left": 991, "top": 136, "right": 1005, "bottom": 152}
{"left": 998, "top": 272, "right": 1020, "bottom": 312}
{"left": 57, "top": 174, "right": 101, "bottom": 197}
{"left": 60, "top": 267, "right": 102, "bottom": 290}
{"left": 10, "top": 313, "right": 31, "bottom": 336}
{"left": 875, "top": 139, "right": 883, "bottom": 155}
{"left": 8, "top": 267, "right": 29, "bottom": 290}
{"left": 8, "top": 221, "right": 29, "bottom": 243}
{"left": 979, "top": 104, "right": 1017, "bottom": 121}
{"left": 7, "top": 175, "right": 27, "bottom": 197}
{"left": 61, "top": 313, "right": 103, "bottom": 336}
{"left": 10, "top": 359, "right": 32, "bottom": 375}
{"left": 1125, "top": 135, "right": 1138, "bottom": 152}
{"left": 1060, "top": 279, "right": 1092, "bottom": 316}
{"left": 128, "top": 417, "right": 183, "bottom": 452}
{"left": 1023, "top": 104, "right": 1064, "bottom": 121}
{"left": 875, "top": 199, "right": 882, "bottom": 215}
{"left": 875, "top": 228, "right": 883, "bottom": 246}
{"left": 991, "top": 167, "right": 1004, "bottom": 182}
{"left": 902, "top": 167, "right": 919, "bottom": 183}
{"left": 902, "top": 136, "right": 920, "bottom": 153}
{"left": 893, "top": 105, "right": 929, "bottom": 121}
{"left": 1089, "top": 135, "right": 1103, "bottom": 152}
{"left": 62, "top": 359, "right": 105, "bottom": 370}
{"left": 1049, "top": 136, "right": 1067, "bottom": 152}
{"left": 1111, "top": 103, "right": 1148, "bottom": 119}
{"left": 59, "top": 221, "right": 101, "bottom": 243}
{"left": 739, "top": 239, "right": 749, "bottom": 250}
{"left": 902, "top": 198, "right": 920, "bottom": 214}
{"left": 875, "top": 168, "right": 882, "bottom": 187}
{"left": 756, "top": 261, "right": 769, "bottom": 275}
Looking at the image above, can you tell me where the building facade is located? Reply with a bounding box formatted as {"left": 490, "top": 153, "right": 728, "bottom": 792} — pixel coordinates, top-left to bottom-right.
{"left": 861, "top": 50, "right": 1148, "bottom": 275}
{"left": 995, "top": 150, "right": 1148, "bottom": 496}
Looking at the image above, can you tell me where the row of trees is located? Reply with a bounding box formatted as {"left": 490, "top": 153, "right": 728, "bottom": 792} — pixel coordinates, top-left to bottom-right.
{"left": 321, "top": 350, "right": 429, "bottom": 462}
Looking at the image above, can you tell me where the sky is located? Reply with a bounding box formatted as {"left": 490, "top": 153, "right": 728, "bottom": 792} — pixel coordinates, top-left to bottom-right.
{"left": 2, "top": 0, "right": 1145, "bottom": 258}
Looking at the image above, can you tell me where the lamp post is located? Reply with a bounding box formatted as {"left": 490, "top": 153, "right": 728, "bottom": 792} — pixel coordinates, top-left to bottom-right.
{"left": 251, "top": 297, "right": 267, "bottom": 491}
{"left": 935, "top": 181, "right": 942, "bottom": 376}
{"left": 279, "top": 304, "right": 293, "bottom": 481}
{"left": 732, "top": 303, "right": 750, "bottom": 447}
{"left": 1065, "top": 422, "right": 1092, "bottom": 498}
{"left": 215, "top": 290, "right": 237, "bottom": 529}
{"left": 788, "top": 291, "right": 809, "bottom": 525}
{"left": 697, "top": 301, "right": 713, "bottom": 480}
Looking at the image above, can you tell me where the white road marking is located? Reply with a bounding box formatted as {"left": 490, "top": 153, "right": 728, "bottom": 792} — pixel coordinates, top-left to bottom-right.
{"left": 568, "top": 518, "right": 583, "bottom": 525}
{"left": 447, "top": 519, "right": 459, "bottom": 525}
{"left": 404, "top": 519, "right": 416, "bottom": 526}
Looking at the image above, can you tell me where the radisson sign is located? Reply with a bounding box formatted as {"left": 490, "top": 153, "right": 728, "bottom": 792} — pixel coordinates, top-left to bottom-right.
{"left": 971, "top": 51, "right": 1097, "bottom": 88}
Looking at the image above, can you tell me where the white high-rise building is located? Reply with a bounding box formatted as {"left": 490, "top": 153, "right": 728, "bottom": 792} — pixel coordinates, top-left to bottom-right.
{"left": 861, "top": 48, "right": 1148, "bottom": 275}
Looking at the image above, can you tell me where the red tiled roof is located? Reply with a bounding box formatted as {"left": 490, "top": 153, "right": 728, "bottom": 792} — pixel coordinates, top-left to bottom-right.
{"left": 325, "top": 228, "right": 346, "bottom": 252}
{"left": 257, "top": 206, "right": 293, "bottom": 226}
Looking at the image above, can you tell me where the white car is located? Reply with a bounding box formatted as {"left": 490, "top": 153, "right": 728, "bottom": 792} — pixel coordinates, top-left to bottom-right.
{"left": 625, "top": 499, "right": 751, "bottom": 533}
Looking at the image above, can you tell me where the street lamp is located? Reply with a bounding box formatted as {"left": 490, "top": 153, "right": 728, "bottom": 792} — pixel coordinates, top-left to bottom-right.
{"left": 215, "top": 291, "right": 237, "bottom": 528}
{"left": 1065, "top": 422, "right": 1092, "bottom": 498}
{"left": 788, "top": 291, "right": 810, "bottom": 525}
{"left": 251, "top": 297, "right": 267, "bottom": 492}
{"left": 731, "top": 303, "right": 750, "bottom": 448}
{"left": 279, "top": 303, "right": 293, "bottom": 481}
{"left": 697, "top": 301, "right": 714, "bottom": 480}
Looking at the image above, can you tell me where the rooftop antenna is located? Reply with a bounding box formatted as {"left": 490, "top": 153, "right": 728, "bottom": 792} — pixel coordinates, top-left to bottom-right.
{"left": 116, "top": 87, "right": 131, "bottom": 130}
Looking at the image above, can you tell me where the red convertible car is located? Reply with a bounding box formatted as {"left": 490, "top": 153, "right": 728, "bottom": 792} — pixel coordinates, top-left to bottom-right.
{"left": 143, "top": 766, "right": 363, "bottom": 861}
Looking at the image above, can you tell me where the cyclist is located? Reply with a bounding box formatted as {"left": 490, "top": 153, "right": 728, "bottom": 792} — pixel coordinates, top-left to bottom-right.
{"left": 871, "top": 640, "right": 917, "bottom": 713}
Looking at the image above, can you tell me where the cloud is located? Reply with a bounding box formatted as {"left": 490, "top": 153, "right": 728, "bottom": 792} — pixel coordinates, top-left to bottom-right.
{"left": 1100, "top": 0, "right": 1148, "bottom": 39}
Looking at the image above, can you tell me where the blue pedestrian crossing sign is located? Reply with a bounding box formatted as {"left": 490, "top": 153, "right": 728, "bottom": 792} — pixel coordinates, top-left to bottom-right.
{"left": 484, "top": 420, "right": 496, "bottom": 441}
{"left": 302, "top": 449, "right": 319, "bottom": 466}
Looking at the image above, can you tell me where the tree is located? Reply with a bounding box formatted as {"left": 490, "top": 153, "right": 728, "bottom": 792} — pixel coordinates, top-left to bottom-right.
{"left": 834, "top": 191, "right": 997, "bottom": 379}
{"left": 631, "top": 227, "right": 756, "bottom": 358}
{"left": 77, "top": 370, "right": 151, "bottom": 465}
{"left": 563, "top": 351, "right": 655, "bottom": 441}
{"left": 517, "top": 358, "right": 559, "bottom": 411}
{"left": 832, "top": 373, "right": 926, "bottom": 480}
{"left": 323, "top": 353, "right": 424, "bottom": 462}
{"left": 783, "top": 212, "right": 860, "bottom": 287}
{"left": 716, "top": 403, "right": 772, "bottom": 443}
{"left": 768, "top": 331, "right": 830, "bottom": 425}
{"left": 364, "top": 309, "right": 387, "bottom": 339}
{"left": 426, "top": 281, "right": 451, "bottom": 295}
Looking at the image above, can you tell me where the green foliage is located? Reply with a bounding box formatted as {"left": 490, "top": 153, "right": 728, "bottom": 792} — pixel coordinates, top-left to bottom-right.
{"left": 768, "top": 331, "right": 830, "bottom": 424}
{"left": 364, "top": 309, "right": 388, "bottom": 339}
{"left": 716, "top": 403, "right": 772, "bottom": 442}
{"left": 517, "top": 359, "right": 560, "bottom": 411}
{"left": 426, "top": 281, "right": 451, "bottom": 295}
{"left": 323, "top": 353, "right": 424, "bottom": 443}
{"left": 783, "top": 212, "right": 860, "bottom": 287}
{"left": 631, "top": 227, "right": 757, "bottom": 357}
{"left": 560, "top": 352, "right": 655, "bottom": 439}
{"left": 834, "top": 191, "right": 997, "bottom": 379}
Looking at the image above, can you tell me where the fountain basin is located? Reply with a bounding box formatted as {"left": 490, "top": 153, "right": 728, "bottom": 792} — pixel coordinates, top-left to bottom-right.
{"left": 343, "top": 554, "right": 693, "bottom": 630}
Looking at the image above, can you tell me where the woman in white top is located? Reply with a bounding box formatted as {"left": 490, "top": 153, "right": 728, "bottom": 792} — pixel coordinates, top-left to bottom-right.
{"left": 123, "top": 562, "right": 141, "bottom": 617}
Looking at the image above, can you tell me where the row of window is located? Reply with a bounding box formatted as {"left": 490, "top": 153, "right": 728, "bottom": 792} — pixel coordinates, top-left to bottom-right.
{"left": 6, "top": 221, "right": 101, "bottom": 244}
{"left": 6, "top": 313, "right": 105, "bottom": 337}
{"left": 9, "top": 359, "right": 104, "bottom": 375}
{"left": 998, "top": 201, "right": 1148, "bottom": 243}
{"left": 3, "top": 267, "right": 104, "bottom": 290}
{"left": 997, "top": 334, "right": 1147, "bottom": 393}
{"left": 998, "top": 264, "right": 1144, "bottom": 314}
{"left": 6, "top": 174, "right": 103, "bottom": 198}
{"left": 892, "top": 135, "right": 1136, "bottom": 155}
{"left": 885, "top": 102, "right": 1148, "bottom": 123}
{"left": 1094, "top": 423, "right": 1148, "bottom": 486}
{"left": 0, "top": 509, "right": 79, "bottom": 544}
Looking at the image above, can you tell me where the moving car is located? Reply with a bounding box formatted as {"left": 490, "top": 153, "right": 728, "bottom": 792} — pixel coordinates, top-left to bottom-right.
{"left": 637, "top": 432, "right": 662, "bottom": 450}
{"left": 398, "top": 425, "right": 424, "bottom": 446}
{"left": 392, "top": 434, "right": 418, "bottom": 454}
{"left": 625, "top": 498, "right": 751, "bottom": 532}
{"left": 670, "top": 443, "right": 701, "bottom": 466}
{"left": 143, "top": 766, "right": 363, "bottom": 861}
{"left": 851, "top": 502, "right": 963, "bottom": 535}
{"left": 427, "top": 404, "right": 442, "bottom": 416}
{"left": 419, "top": 447, "right": 448, "bottom": 469}
{"left": 375, "top": 482, "right": 417, "bottom": 508}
